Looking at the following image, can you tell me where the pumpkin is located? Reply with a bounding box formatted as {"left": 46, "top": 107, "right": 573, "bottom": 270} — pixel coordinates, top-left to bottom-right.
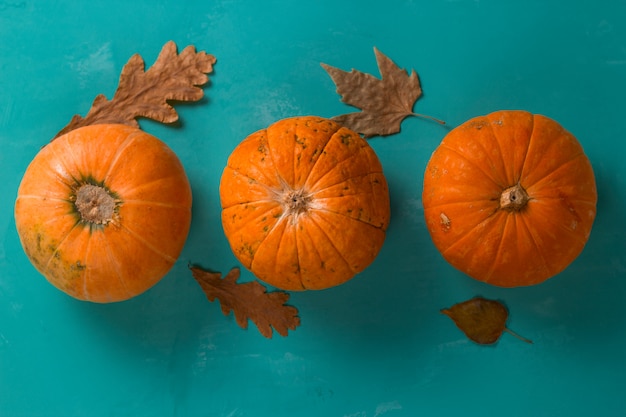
{"left": 220, "top": 116, "right": 390, "bottom": 291}
{"left": 14, "top": 124, "right": 192, "bottom": 302}
{"left": 422, "top": 110, "right": 597, "bottom": 287}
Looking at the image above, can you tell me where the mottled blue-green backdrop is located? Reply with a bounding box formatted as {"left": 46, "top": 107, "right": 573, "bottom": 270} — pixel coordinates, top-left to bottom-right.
{"left": 2, "top": 1, "right": 625, "bottom": 416}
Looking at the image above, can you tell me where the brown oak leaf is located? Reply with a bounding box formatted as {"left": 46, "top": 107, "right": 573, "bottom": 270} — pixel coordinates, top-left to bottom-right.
{"left": 190, "top": 266, "right": 301, "bottom": 338}
{"left": 54, "top": 41, "right": 216, "bottom": 138}
{"left": 321, "top": 47, "right": 443, "bottom": 138}
{"left": 441, "top": 297, "right": 533, "bottom": 345}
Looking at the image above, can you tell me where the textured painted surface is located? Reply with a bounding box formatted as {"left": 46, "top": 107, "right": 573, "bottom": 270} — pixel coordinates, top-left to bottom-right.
{"left": 1, "top": 1, "right": 625, "bottom": 416}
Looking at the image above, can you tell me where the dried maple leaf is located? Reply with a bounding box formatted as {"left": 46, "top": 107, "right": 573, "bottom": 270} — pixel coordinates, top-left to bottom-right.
{"left": 190, "top": 266, "right": 301, "bottom": 338}
{"left": 441, "top": 297, "right": 533, "bottom": 345}
{"left": 321, "top": 47, "right": 444, "bottom": 138}
{"left": 54, "top": 41, "right": 216, "bottom": 138}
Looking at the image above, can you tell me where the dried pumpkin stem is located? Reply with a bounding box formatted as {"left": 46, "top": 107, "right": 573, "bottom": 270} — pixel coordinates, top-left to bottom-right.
{"left": 499, "top": 184, "right": 529, "bottom": 211}
{"left": 74, "top": 184, "right": 117, "bottom": 225}
{"left": 282, "top": 188, "right": 312, "bottom": 216}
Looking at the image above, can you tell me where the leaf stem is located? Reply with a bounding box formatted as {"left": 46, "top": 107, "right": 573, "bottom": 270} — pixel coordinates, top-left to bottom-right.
{"left": 504, "top": 327, "right": 533, "bottom": 344}
{"left": 411, "top": 112, "right": 446, "bottom": 125}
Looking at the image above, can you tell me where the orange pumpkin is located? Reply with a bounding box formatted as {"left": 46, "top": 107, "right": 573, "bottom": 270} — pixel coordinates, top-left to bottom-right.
{"left": 14, "top": 124, "right": 192, "bottom": 302}
{"left": 422, "top": 110, "right": 597, "bottom": 287}
{"left": 220, "top": 116, "right": 390, "bottom": 291}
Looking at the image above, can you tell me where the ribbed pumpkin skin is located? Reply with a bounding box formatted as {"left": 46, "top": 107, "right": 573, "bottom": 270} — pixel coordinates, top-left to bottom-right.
{"left": 422, "top": 110, "right": 597, "bottom": 287}
{"left": 220, "top": 116, "right": 390, "bottom": 291}
{"left": 14, "top": 124, "right": 192, "bottom": 302}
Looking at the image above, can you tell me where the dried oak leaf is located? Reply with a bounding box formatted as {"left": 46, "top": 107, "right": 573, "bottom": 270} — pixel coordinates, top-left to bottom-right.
{"left": 190, "top": 266, "right": 301, "bottom": 338}
{"left": 321, "top": 47, "right": 443, "bottom": 138}
{"left": 441, "top": 297, "right": 533, "bottom": 345}
{"left": 55, "top": 40, "right": 216, "bottom": 138}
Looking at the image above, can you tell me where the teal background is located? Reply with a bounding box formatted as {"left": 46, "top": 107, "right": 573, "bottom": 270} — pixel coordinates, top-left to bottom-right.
{"left": 1, "top": 1, "right": 625, "bottom": 416}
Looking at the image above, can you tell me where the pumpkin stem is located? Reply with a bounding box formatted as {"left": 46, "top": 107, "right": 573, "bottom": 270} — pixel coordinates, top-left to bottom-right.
{"left": 74, "top": 184, "right": 117, "bottom": 225}
{"left": 499, "top": 184, "right": 529, "bottom": 211}
{"left": 282, "top": 188, "right": 312, "bottom": 217}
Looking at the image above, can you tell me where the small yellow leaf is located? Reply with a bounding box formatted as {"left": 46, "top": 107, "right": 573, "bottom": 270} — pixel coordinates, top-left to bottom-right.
{"left": 442, "top": 297, "right": 532, "bottom": 345}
